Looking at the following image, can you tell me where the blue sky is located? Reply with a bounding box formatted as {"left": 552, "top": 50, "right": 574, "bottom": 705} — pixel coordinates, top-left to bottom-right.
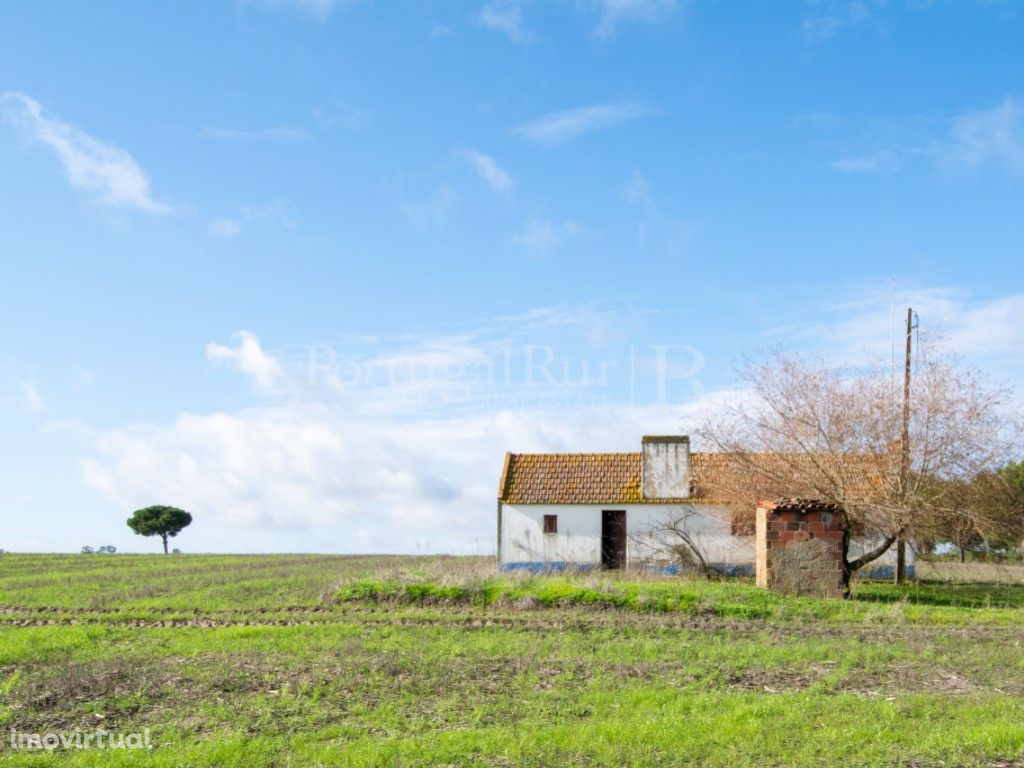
{"left": 1, "top": 0, "right": 1023, "bottom": 553}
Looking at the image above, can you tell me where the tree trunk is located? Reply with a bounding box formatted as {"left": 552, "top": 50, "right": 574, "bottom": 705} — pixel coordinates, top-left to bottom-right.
{"left": 894, "top": 539, "right": 906, "bottom": 585}
{"left": 959, "top": 544, "right": 966, "bottom": 563}
{"left": 842, "top": 533, "right": 899, "bottom": 597}
{"left": 162, "top": 534, "right": 168, "bottom": 554}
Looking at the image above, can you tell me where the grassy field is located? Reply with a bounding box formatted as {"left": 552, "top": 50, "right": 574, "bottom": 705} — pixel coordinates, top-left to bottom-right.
{"left": 1, "top": 555, "right": 1023, "bottom": 767}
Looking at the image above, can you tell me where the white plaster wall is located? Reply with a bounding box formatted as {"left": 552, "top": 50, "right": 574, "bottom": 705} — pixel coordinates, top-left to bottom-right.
{"left": 500, "top": 503, "right": 753, "bottom": 568}
{"left": 642, "top": 440, "right": 691, "bottom": 499}
{"left": 501, "top": 504, "right": 604, "bottom": 565}
{"left": 499, "top": 504, "right": 911, "bottom": 570}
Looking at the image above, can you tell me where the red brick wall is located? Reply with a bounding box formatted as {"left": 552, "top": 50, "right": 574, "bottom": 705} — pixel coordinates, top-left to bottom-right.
{"left": 756, "top": 501, "right": 845, "bottom": 597}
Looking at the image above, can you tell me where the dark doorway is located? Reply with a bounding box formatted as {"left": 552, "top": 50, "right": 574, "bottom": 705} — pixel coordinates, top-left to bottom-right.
{"left": 601, "top": 510, "right": 627, "bottom": 570}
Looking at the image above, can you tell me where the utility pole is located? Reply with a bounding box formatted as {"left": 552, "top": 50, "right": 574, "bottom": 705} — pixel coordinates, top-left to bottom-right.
{"left": 895, "top": 307, "right": 913, "bottom": 585}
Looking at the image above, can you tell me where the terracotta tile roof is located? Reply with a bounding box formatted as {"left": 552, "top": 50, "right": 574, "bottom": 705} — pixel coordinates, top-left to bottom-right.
{"left": 499, "top": 451, "right": 718, "bottom": 504}
{"left": 761, "top": 498, "right": 845, "bottom": 513}
{"left": 690, "top": 451, "right": 890, "bottom": 504}
{"left": 498, "top": 451, "right": 891, "bottom": 506}
{"left": 499, "top": 452, "right": 645, "bottom": 504}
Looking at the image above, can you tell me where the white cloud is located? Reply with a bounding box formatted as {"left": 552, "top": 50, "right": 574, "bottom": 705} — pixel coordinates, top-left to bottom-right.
{"left": 512, "top": 217, "right": 579, "bottom": 256}
{"left": 461, "top": 149, "right": 512, "bottom": 194}
{"left": 79, "top": 400, "right": 694, "bottom": 550}
{"left": 78, "top": 309, "right": 717, "bottom": 551}
{"left": 774, "top": 284, "right": 1024, "bottom": 378}
{"left": 513, "top": 103, "right": 649, "bottom": 146}
{"left": 478, "top": 4, "right": 526, "bottom": 42}
{"left": 1, "top": 91, "right": 167, "bottom": 213}
{"left": 589, "top": 0, "right": 678, "bottom": 37}
{"left": 201, "top": 126, "right": 311, "bottom": 143}
{"left": 206, "top": 332, "right": 286, "bottom": 392}
{"left": 69, "top": 290, "right": 1024, "bottom": 553}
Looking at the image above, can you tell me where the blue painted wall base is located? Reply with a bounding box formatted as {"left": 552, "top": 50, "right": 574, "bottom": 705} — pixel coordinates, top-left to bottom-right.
{"left": 501, "top": 561, "right": 755, "bottom": 576}
{"left": 501, "top": 561, "right": 911, "bottom": 580}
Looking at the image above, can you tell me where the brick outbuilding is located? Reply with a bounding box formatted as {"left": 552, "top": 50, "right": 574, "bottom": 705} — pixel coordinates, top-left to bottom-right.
{"left": 755, "top": 498, "right": 845, "bottom": 597}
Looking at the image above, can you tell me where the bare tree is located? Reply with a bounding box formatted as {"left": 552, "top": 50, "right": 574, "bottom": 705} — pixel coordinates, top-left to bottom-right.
{"left": 635, "top": 509, "right": 713, "bottom": 577}
{"left": 633, "top": 507, "right": 743, "bottom": 579}
{"left": 695, "top": 342, "right": 1019, "bottom": 592}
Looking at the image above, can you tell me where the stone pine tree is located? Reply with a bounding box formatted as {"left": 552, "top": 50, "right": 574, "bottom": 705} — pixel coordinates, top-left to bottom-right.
{"left": 127, "top": 506, "right": 193, "bottom": 554}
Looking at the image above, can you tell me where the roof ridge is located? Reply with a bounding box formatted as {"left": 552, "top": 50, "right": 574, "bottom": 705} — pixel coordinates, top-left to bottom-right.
{"left": 507, "top": 451, "right": 641, "bottom": 457}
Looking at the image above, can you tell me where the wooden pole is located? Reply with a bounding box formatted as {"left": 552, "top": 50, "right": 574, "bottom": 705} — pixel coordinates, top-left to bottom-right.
{"left": 895, "top": 307, "right": 912, "bottom": 585}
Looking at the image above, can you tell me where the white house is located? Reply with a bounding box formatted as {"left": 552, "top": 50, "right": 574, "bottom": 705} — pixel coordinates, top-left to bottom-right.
{"left": 496, "top": 435, "right": 910, "bottom": 577}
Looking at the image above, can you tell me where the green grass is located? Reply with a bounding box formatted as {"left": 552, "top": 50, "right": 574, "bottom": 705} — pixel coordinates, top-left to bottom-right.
{"left": 0, "top": 554, "right": 1023, "bottom": 767}
{"left": 334, "top": 570, "right": 1024, "bottom": 624}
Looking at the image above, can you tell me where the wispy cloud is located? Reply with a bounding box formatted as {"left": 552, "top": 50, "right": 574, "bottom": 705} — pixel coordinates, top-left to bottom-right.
{"left": 800, "top": 0, "right": 876, "bottom": 45}
{"left": 825, "top": 98, "right": 1024, "bottom": 176}
{"left": 1, "top": 91, "right": 168, "bottom": 213}
{"left": 769, "top": 282, "right": 1024, "bottom": 382}
{"left": 209, "top": 218, "right": 243, "bottom": 239}
{"left": 829, "top": 149, "right": 901, "bottom": 175}
{"left": 201, "top": 126, "right": 311, "bottom": 143}
{"left": 478, "top": 3, "right": 526, "bottom": 42}
{"left": 622, "top": 170, "right": 651, "bottom": 204}
{"left": 513, "top": 216, "right": 579, "bottom": 256}
{"left": 243, "top": 200, "right": 297, "bottom": 229}
{"left": 513, "top": 103, "right": 650, "bottom": 146}
{"left": 939, "top": 98, "right": 1024, "bottom": 172}
{"left": 589, "top": 0, "right": 678, "bottom": 38}
{"left": 206, "top": 331, "right": 285, "bottom": 392}
{"left": 403, "top": 185, "right": 458, "bottom": 228}
{"left": 208, "top": 200, "right": 297, "bottom": 239}
{"left": 20, "top": 379, "right": 45, "bottom": 412}
{"left": 241, "top": 0, "right": 352, "bottom": 22}
{"left": 460, "top": 149, "right": 512, "bottom": 194}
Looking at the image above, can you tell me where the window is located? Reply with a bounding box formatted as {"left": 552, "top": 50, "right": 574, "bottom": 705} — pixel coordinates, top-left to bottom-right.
{"left": 543, "top": 514, "right": 558, "bottom": 534}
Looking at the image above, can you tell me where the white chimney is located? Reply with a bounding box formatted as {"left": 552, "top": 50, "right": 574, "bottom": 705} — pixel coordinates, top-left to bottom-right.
{"left": 641, "top": 435, "right": 691, "bottom": 500}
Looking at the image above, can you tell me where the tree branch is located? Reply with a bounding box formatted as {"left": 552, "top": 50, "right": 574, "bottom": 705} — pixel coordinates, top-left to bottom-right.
{"left": 846, "top": 532, "right": 899, "bottom": 573}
